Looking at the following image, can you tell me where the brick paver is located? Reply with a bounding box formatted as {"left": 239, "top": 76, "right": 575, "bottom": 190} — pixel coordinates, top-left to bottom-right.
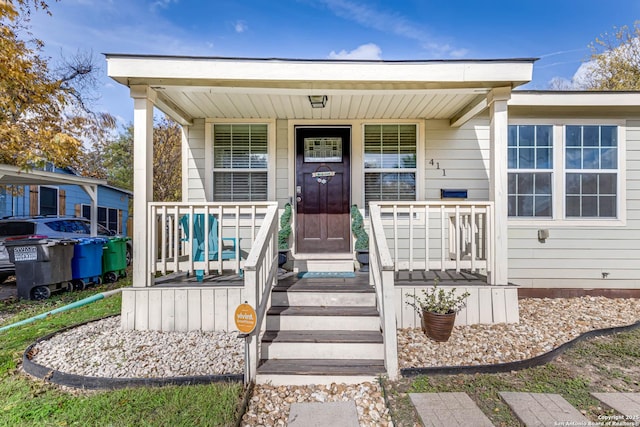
{"left": 499, "top": 392, "right": 589, "bottom": 426}
{"left": 592, "top": 393, "right": 640, "bottom": 425}
{"left": 409, "top": 392, "right": 494, "bottom": 427}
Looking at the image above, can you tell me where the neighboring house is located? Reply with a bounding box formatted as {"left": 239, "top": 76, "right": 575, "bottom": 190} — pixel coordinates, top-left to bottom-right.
{"left": 0, "top": 165, "right": 131, "bottom": 235}
{"left": 106, "top": 55, "right": 640, "bottom": 382}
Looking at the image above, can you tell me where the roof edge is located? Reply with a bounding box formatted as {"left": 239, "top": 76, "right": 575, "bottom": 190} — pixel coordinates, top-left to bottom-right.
{"left": 103, "top": 53, "right": 539, "bottom": 64}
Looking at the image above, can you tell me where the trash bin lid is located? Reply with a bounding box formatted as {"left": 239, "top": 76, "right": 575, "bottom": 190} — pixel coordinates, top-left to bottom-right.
{"left": 75, "top": 236, "right": 109, "bottom": 245}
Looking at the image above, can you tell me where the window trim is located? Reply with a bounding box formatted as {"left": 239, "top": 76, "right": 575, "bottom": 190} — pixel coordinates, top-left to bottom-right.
{"left": 507, "top": 119, "right": 626, "bottom": 227}
{"left": 205, "top": 119, "right": 276, "bottom": 202}
{"left": 38, "top": 185, "right": 59, "bottom": 216}
{"left": 81, "top": 204, "right": 121, "bottom": 233}
{"left": 361, "top": 123, "right": 420, "bottom": 213}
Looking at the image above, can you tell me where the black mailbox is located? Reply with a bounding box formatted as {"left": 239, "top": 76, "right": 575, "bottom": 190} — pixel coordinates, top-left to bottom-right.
{"left": 440, "top": 189, "right": 468, "bottom": 199}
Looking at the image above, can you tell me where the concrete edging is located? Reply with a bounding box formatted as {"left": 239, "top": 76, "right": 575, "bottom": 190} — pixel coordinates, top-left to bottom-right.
{"left": 22, "top": 316, "right": 243, "bottom": 390}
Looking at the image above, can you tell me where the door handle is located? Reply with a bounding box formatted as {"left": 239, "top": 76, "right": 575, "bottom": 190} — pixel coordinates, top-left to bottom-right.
{"left": 296, "top": 196, "right": 302, "bottom": 202}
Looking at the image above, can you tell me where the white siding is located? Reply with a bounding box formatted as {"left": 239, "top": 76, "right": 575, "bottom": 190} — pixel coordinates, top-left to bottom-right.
{"left": 507, "top": 119, "right": 640, "bottom": 289}
{"left": 275, "top": 119, "right": 290, "bottom": 206}
{"left": 184, "top": 118, "right": 207, "bottom": 202}
{"left": 424, "top": 119, "right": 490, "bottom": 201}
{"left": 121, "top": 286, "right": 245, "bottom": 331}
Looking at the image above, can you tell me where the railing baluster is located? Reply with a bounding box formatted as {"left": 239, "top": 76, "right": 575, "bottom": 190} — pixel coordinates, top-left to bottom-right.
{"left": 425, "top": 205, "right": 429, "bottom": 271}
{"left": 409, "top": 204, "right": 414, "bottom": 272}
{"left": 471, "top": 205, "right": 476, "bottom": 272}
{"left": 455, "top": 205, "right": 461, "bottom": 273}
{"left": 393, "top": 204, "right": 398, "bottom": 272}
{"left": 440, "top": 205, "right": 445, "bottom": 271}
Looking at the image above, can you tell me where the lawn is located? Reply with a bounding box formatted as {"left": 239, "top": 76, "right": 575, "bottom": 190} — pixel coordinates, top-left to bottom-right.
{"left": 0, "top": 279, "right": 244, "bottom": 427}
{"left": 384, "top": 325, "right": 640, "bottom": 426}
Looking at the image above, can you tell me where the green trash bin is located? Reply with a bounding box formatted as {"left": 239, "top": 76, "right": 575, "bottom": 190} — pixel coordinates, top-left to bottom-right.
{"left": 102, "top": 236, "right": 129, "bottom": 283}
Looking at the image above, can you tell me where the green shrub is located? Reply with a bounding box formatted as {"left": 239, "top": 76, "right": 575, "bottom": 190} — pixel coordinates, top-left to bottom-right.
{"left": 278, "top": 203, "right": 292, "bottom": 250}
{"left": 350, "top": 205, "right": 369, "bottom": 251}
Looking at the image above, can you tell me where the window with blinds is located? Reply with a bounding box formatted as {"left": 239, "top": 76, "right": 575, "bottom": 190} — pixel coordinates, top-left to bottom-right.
{"left": 363, "top": 124, "right": 417, "bottom": 211}
{"left": 212, "top": 124, "right": 268, "bottom": 201}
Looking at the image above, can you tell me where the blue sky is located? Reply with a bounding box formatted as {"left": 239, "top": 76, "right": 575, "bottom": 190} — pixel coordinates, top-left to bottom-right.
{"left": 27, "top": 0, "right": 640, "bottom": 126}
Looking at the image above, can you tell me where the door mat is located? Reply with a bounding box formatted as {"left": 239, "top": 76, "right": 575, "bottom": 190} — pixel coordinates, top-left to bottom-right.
{"left": 297, "top": 272, "right": 356, "bottom": 279}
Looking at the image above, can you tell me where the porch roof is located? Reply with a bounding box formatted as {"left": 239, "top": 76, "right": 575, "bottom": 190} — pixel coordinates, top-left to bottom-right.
{"left": 106, "top": 55, "right": 536, "bottom": 126}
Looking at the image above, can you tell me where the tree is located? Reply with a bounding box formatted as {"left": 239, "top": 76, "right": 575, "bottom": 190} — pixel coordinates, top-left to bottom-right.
{"left": 97, "top": 117, "right": 182, "bottom": 201}
{"left": 0, "top": 0, "right": 115, "bottom": 170}
{"left": 583, "top": 22, "right": 640, "bottom": 90}
{"left": 152, "top": 117, "right": 182, "bottom": 202}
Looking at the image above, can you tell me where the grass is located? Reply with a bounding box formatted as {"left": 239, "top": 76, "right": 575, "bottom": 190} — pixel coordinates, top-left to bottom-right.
{"left": 384, "top": 326, "right": 640, "bottom": 426}
{"left": 0, "top": 278, "right": 244, "bottom": 427}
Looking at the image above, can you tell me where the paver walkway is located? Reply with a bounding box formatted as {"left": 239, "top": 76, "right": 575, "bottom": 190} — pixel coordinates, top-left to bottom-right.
{"left": 287, "top": 401, "right": 360, "bottom": 427}
{"left": 592, "top": 393, "right": 640, "bottom": 425}
{"left": 409, "top": 392, "right": 494, "bottom": 427}
{"left": 499, "top": 392, "right": 589, "bottom": 426}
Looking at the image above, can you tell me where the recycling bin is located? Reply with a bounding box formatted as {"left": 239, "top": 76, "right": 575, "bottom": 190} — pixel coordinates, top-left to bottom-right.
{"left": 5, "top": 237, "right": 76, "bottom": 300}
{"left": 71, "top": 237, "right": 108, "bottom": 290}
{"left": 102, "top": 236, "right": 129, "bottom": 283}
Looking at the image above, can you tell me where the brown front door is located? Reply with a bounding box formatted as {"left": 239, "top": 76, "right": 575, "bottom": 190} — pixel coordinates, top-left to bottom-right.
{"left": 295, "top": 126, "right": 351, "bottom": 253}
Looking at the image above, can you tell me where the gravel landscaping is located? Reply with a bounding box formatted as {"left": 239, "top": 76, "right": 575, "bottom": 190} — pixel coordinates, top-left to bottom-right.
{"left": 25, "top": 296, "right": 640, "bottom": 426}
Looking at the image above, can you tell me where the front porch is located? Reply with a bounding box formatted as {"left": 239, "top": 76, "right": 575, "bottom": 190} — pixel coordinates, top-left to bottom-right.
{"left": 120, "top": 200, "right": 518, "bottom": 382}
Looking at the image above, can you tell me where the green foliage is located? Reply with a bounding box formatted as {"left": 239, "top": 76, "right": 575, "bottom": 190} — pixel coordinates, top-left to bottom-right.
{"left": 0, "top": 278, "right": 243, "bottom": 426}
{"left": 585, "top": 22, "right": 640, "bottom": 90}
{"left": 350, "top": 205, "right": 369, "bottom": 251}
{"left": 405, "top": 280, "right": 470, "bottom": 315}
{"left": 278, "top": 202, "right": 292, "bottom": 250}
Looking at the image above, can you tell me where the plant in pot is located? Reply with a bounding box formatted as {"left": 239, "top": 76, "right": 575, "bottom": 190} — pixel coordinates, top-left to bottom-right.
{"left": 350, "top": 204, "right": 369, "bottom": 272}
{"left": 278, "top": 203, "right": 292, "bottom": 269}
{"left": 405, "top": 280, "right": 470, "bottom": 342}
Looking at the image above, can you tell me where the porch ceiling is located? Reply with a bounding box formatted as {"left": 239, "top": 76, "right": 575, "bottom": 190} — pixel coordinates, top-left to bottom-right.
{"left": 155, "top": 87, "right": 488, "bottom": 121}
{"left": 107, "top": 55, "right": 537, "bottom": 124}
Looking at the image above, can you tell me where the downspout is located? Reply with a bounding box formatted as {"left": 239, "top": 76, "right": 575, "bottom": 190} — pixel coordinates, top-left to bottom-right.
{"left": 0, "top": 288, "right": 123, "bottom": 333}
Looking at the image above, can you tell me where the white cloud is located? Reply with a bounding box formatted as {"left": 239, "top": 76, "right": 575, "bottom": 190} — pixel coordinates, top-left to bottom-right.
{"left": 234, "top": 20, "right": 248, "bottom": 33}
{"left": 150, "top": 0, "right": 178, "bottom": 11}
{"left": 328, "top": 43, "right": 382, "bottom": 60}
{"left": 317, "top": 0, "right": 466, "bottom": 58}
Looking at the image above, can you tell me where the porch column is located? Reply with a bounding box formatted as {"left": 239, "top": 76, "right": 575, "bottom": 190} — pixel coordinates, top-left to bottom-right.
{"left": 488, "top": 87, "right": 511, "bottom": 285}
{"left": 131, "top": 86, "right": 156, "bottom": 288}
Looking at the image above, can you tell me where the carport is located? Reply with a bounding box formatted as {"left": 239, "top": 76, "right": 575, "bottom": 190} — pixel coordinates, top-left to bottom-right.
{"left": 0, "top": 164, "right": 107, "bottom": 235}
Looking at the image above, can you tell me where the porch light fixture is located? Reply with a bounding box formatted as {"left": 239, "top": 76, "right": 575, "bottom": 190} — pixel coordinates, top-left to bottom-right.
{"left": 308, "top": 95, "right": 328, "bottom": 108}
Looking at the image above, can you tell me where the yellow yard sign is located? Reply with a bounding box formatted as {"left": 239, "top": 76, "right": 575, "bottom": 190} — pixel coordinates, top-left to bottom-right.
{"left": 234, "top": 303, "right": 257, "bottom": 334}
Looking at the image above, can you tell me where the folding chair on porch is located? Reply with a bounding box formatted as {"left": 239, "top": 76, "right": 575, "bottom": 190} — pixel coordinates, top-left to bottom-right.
{"left": 180, "top": 214, "right": 239, "bottom": 281}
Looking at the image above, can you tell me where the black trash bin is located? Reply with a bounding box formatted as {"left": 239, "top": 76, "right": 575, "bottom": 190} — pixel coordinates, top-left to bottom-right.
{"left": 5, "top": 236, "right": 76, "bottom": 300}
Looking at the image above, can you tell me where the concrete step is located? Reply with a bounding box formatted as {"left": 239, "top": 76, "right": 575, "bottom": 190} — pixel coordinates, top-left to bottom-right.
{"left": 256, "top": 358, "right": 385, "bottom": 386}
{"left": 261, "top": 334, "right": 384, "bottom": 359}
{"left": 265, "top": 306, "right": 381, "bottom": 331}
{"left": 271, "top": 289, "right": 376, "bottom": 307}
{"left": 294, "top": 258, "right": 354, "bottom": 272}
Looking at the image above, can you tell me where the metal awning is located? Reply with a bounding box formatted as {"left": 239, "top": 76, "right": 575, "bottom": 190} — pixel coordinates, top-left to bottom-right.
{"left": 0, "top": 164, "right": 108, "bottom": 235}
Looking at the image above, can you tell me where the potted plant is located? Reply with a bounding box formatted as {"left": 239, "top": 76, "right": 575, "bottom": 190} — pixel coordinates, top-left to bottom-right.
{"left": 278, "top": 203, "right": 292, "bottom": 269}
{"left": 405, "top": 280, "right": 470, "bottom": 342}
{"left": 350, "top": 204, "right": 369, "bottom": 272}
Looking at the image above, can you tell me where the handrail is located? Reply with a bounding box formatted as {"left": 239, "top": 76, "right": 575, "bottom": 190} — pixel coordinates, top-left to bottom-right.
{"left": 240, "top": 202, "right": 279, "bottom": 383}
{"left": 369, "top": 203, "right": 398, "bottom": 380}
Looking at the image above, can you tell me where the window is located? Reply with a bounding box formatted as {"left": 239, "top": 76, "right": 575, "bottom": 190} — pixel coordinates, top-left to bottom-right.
{"left": 212, "top": 124, "right": 268, "bottom": 201}
{"left": 565, "top": 125, "right": 617, "bottom": 218}
{"left": 363, "top": 124, "right": 417, "bottom": 211}
{"left": 508, "top": 123, "right": 621, "bottom": 221}
{"left": 508, "top": 125, "right": 553, "bottom": 217}
{"left": 39, "top": 186, "right": 58, "bottom": 216}
{"left": 82, "top": 206, "right": 120, "bottom": 233}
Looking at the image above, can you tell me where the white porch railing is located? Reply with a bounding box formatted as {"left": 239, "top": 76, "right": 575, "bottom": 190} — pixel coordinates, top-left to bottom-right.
{"left": 369, "top": 203, "right": 398, "bottom": 381}
{"left": 371, "top": 201, "right": 494, "bottom": 278}
{"left": 241, "top": 203, "right": 279, "bottom": 383}
{"left": 149, "top": 202, "right": 276, "bottom": 277}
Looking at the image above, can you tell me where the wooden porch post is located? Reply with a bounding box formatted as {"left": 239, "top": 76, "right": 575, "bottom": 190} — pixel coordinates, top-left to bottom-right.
{"left": 488, "top": 87, "right": 511, "bottom": 285}
{"left": 131, "top": 85, "right": 156, "bottom": 288}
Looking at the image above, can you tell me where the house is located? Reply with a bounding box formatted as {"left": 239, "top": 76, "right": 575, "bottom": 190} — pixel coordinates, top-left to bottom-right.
{"left": 106, "top": 55, "right": 640, "bottom": 382}
{"left": 0, "top": 165, "right": 132, "bottom": 236}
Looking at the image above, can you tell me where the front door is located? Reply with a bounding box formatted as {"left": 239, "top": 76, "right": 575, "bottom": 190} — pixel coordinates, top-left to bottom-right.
{"left": 295, "top": 126, "right": 351, "bottom": 253}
